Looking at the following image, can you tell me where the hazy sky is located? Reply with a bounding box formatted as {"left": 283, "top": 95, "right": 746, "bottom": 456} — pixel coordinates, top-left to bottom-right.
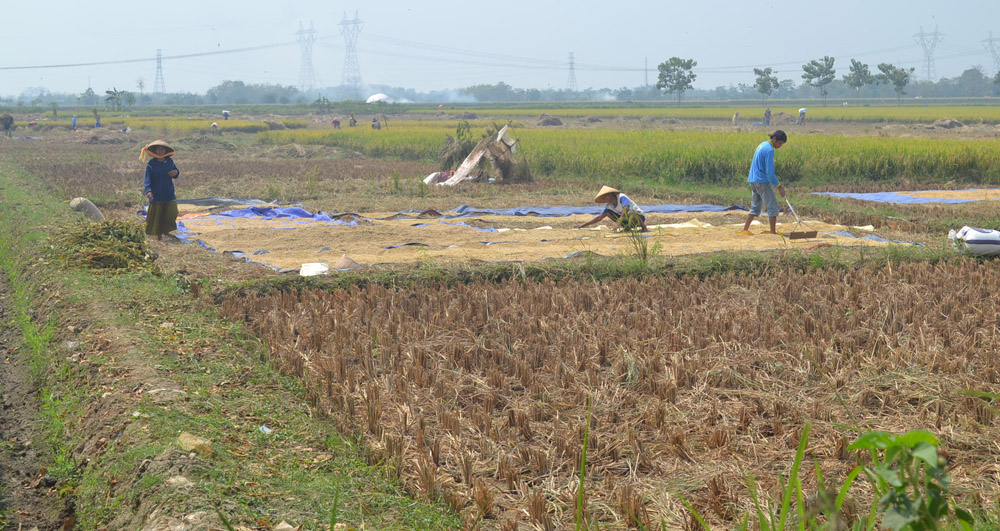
{"left": 2, "top": 0, "right": 998, "bottom": 97}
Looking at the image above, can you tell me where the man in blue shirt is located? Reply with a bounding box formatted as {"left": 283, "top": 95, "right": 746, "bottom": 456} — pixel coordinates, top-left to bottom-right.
{"left": 741, "top": 130, "right": 788, "bottom": 235}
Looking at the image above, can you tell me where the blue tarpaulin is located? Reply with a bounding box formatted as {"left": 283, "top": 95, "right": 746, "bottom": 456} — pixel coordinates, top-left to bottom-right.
{"left": 814, "top": 190, "right": 1000, "bottom": 204}
{"left": 216, "top": 206, "right": 328, "bottom": 220}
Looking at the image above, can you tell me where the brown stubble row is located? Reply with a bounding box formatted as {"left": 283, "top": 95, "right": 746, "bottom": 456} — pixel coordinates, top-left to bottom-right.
{"left": 221, "top": 260, "right": 1000, "bottom": 529}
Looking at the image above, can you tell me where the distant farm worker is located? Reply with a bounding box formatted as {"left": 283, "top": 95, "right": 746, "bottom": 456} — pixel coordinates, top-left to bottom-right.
{"left": 371, "top": 117, "right": 382, "bottom": 130}
{"left": 741, "top": 130, "right": 788, "bottom": 236}
{"left": 222, "top": 110, "right": 230, "bottom": 120}
{"left": 332, "top": 117, "right": 341, "bottom": 129}
{"left": 764, "top": 108, "right": 771, "bottom": 126}
{"left": 732, "top": 112, "right": 740, "bottom": 126}
{"left": 797, "top": 108, "right": 807, "bottom": 126}
{"left": 349, "top": 113, "right": 357, "bottom": 127}
{"left": 211, "top": 122, "right": 219, "bottom": 134}
{"left": 577, "top": 185, "right": 648, "bottom": 232}
{"left": 140, "top": 140, "right": 181, "bottom": 241}
{"left": 71, "top": 114, "right": 77, "bottom": 131}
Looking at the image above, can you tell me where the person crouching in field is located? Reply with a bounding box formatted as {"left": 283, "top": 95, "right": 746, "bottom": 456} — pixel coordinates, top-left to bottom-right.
{"left": 577, "top": 185, "right": 648, "bottom": 232}
{"left": 140, "top": 140, "right": 181, "bottom": 241}
{"left": 741, "top": 130, "right": 787, "bottom": 235}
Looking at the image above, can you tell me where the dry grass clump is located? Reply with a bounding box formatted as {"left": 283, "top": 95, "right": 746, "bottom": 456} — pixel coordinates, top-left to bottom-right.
{"left": 221, "top": 260, "right": 1000, "bottom": 528}
{"left": 54, "top": 219, "right": 157, "bottom": 274}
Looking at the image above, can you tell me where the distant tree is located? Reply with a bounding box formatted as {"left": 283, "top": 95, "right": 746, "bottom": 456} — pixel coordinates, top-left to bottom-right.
{"left": 50, "top": 102, "right": 58, "bottom": 118}
{"left": 995, "top": 71, "right": 1000, "bottom": 96}
{"left": 312, "top": 95, "right": 333, "bottom": 111}
{"left": 205, "top": 80, "right": 298, "bottom": 105}
{"left": 460, "top": 82, "right": 521, "bottom": 102}
{"left": 104, "top": 87, "right": 124, "bottom": 111}
{"left": 79, "top": 87, "right": 99, "bottom": 106}
{"left": 136, "top": 77, "right": 145, "bottom": 97}
{"left": 802, "top": 56, "right": 836, "bottom": 104}
{"left": 843, "top": 59, "right": 874, "bottom": 99}
{"left": 876, "top": 63, "right": 915, "bottom": 105}
{"left": 124, "top": 91, "right": 136, "bottom": 110}
{"left": 656, "top": 57, "right": 698, "bottom": 106}
{"left": 615, "top": 86, "right": 634, "bottom": 101}
{"left": 776, "top": 79, "right": 797, "bottom": 97}
{"left": 951, "top": 67, "right": 990, "bottom": 97}
{"left": 753, "top": 67, "right": 779, "bottom": 104}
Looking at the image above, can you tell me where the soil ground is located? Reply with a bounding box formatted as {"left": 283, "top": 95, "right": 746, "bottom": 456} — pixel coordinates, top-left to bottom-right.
{"left": 0, "top": 281, "right": 75, "bottom": 530}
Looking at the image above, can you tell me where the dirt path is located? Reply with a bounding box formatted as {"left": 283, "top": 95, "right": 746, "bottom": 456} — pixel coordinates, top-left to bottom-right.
{"left": 0, "top": 282, "right": 75, "bottom": 530}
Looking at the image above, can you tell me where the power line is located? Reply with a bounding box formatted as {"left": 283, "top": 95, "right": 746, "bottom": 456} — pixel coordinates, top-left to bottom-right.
{"left": 0, "top": 41, "right": 294, "bottom": 71}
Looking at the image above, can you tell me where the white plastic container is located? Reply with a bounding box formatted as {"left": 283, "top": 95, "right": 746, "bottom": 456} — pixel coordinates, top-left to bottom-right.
{"left": 299, "top": 263, "right": 330, "bottom": 276}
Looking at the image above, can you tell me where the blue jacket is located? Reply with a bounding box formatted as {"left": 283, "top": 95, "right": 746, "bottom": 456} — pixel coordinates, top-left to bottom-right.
{"left": 144, "top": 157, "right": 180, "bottom": 203}
{"left": 747, "top": 140, "right": 779, "bottom": 186}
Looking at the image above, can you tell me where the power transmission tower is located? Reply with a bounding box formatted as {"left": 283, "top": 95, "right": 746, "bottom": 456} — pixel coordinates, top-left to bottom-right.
{"left": 984, "top": 31, "right": 1000, "bottom": 76}
{"left": 340, "top": 11, "right": 363, "bottom": 92}
{"left": 296, "top": 21, "right": 318, "bottom": 92}
{"left": 913, "top": 26, "right": 944, "bottom": 82}
{"left": 566, "top": 52, "right": 578, "bottom": 91}
{"left": 153, "top": 49, "right": 166, "bottom": 94}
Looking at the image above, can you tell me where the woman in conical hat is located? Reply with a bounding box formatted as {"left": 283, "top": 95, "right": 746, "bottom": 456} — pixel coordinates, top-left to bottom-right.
{"left": 140, "top": 140, "right": 181, "bottom": 241}
{"left": 576, "top": 185, "right": 648, "bottom": 232}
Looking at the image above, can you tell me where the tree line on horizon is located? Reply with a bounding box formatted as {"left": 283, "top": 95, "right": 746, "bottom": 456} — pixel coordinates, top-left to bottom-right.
{"left": 3, "top": 59, "right": 1000, "bottom": 107}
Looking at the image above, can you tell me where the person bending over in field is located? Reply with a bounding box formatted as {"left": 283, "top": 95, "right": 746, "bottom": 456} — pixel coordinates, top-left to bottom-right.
{"left": 741, "top": 130, "right": 787, "bottom": 235}
{"left": 140, "top": 140, "right": 181, "bottom": 241}
{"left": 577, "top": 185, "right": 648, "bottom": 232}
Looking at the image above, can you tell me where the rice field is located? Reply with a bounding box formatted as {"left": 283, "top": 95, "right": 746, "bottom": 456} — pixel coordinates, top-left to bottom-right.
{"left": 259, "top": 123, "right": 1000, "bottom": 184}
{"left": 410, "top": 104, "right": 1000, "bottom": 124}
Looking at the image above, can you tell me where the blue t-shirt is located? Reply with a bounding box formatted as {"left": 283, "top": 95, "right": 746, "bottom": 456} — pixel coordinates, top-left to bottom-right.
{"left": 747, "top": 140, "right": 779, "bottom": 186}
{"left": 144, "top": 157, "right": 180, "bottom": 203}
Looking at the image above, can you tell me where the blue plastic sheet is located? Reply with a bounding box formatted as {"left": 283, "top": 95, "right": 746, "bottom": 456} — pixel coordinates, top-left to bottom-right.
{"left": 813, "top": 190, "right": 1000, "bottom": 204}
{"left": 209, "top": 206, "right": 360, "bottom": 225}
{"left": 216, "top": 206, "right": 325, "bottom": 220}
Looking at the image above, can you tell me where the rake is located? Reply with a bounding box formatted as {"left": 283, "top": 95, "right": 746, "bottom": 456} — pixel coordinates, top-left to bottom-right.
{"left": 783, "top": 197, "right": 818, "bottom": 240}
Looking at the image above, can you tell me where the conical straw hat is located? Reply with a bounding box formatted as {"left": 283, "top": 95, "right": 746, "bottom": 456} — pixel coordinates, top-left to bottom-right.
{"left": 145, "top": 139, "right": 174, "bottom": 153}
{"left": 594, "top": 185, "right": 620, "bottom": 202}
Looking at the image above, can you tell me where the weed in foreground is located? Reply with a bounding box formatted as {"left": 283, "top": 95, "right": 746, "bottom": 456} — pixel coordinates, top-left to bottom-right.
{"left": 684, "top": 426, "right": 973, "bottom": 531}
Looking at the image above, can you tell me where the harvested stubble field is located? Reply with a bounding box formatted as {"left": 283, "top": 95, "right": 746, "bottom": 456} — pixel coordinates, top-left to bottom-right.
{"left": 221, "top": 260, "right": 1000, "bottom": 529}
